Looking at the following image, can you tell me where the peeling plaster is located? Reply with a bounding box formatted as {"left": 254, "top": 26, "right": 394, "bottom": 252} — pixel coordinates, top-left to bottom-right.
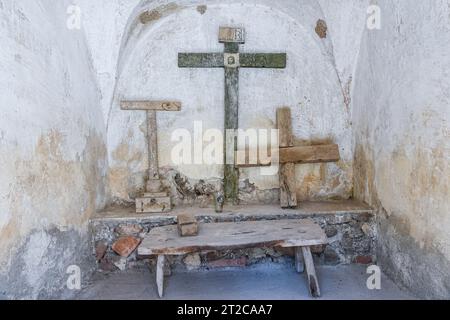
{"left": 0, "top": 0, "right": 107, "bottom": 298}
{"left": 352, "top": 0, "right": 450, "bottom": 298}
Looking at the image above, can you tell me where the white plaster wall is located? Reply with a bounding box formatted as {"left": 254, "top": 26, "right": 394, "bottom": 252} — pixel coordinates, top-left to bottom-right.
{"left": 103, "top": 0, "right": 369, "bottom": 203}
{"left": 0, "top": 0, "right": 106, "bottom": 298}
{"left": 352, "top": 0, "right": 450, "bottom": 298}
{"left": 76, "top": 0, "right": 140, "bottom": 125}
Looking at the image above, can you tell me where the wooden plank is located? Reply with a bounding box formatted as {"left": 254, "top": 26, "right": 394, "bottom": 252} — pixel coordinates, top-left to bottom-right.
{"left": 240, "top": 53, "right": 287, "bottom": 68}
{"left": 177, "top": 214, "right": 197, "bottom": 225}
{"left": 120, "top": 101, "right": 181, "bottom": 111}
{"left": 223, "top": 42, "right": 240, "bottom": 205}
{"left": 138, "top": 219, "right": 327, "bottom": 255}
{"left": 156, "top": 255, "right": 165, "bottom": 298}
{"left": 276, "top": 107, "right": 294, "bottom": 148}
{"left": 295, "top": 247, "right": 304, "bottom": 273}
{"left": 280, "top": 163, "right": 297, "bottom": 208}
{"left": 235, "top": 144, "right": 340, "bottom": 167}
{"left": 177, "top": 214, "right": 198, "bottom": 237}
{"left": 219, "top": 27, "right": 245, "bottom": 43}
{"left": 277, "top": 107, "right": 296, "bottom": 208}
{"left": 178, "top": 53, "right": 224, "bottom": 68}
{"left": 279, "top": 144, "right": 340, "bottom": 164}
{"left": 302, "top": 247, "right": 321, "bottom": 297}
{"left": 146, "top": 112, "right": 160, "bottom": 182}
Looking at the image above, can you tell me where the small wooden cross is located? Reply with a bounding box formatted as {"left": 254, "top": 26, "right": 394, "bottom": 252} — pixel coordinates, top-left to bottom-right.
{"left": 178, "top": 27, "right": 287, "bottom": 204}
{"left": 236, "top": 107, "right": 340, "bottom": 208}
{"left": 120, "top": 100, "right": 181, "bottom": 213}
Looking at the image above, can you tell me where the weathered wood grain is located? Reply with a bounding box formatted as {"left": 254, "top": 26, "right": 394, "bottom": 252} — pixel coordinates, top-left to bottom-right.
{"left": 156, "top": 255, "right": 165, "bottom": 298}
{"left": 178, "top": 53, "right": 224, "bottom": 68}
{"left": 276, "top": 107, "right": 294, "bottom": 148}
{"left": 219, "top": 27, "right": 245, "bottom": 43}
{"left": 146, "top": 111, "right": 159, "bottom": 182}
{"left": 177, "top": 214, "right": 198, "bottom": 237}
{"left": 302, "top": 246, "right": 321, "bottom": 297}
{"left": 235, "top": 144, "right": 340, "bottom": 167}
{"left": 223, "top": 42, "right": 240, "bottom": 204}
{"left": 277, "top": 107, "right": 297, "bottom": 208}
{"left": 120, "top": 101, "right": 181, "bottom": 111}
{"left": 279, "top": 144, "right": 340, "bottom": 164}
{"left": 295, "top": 247, "right": 305, "bottom": 273}
{"left": 279, "top": 162, "right": 297, "bottom": 208}
{"left": 240, "top": 53, "right": 286, "bottom": 68}
{"left": 138, "top": 219, "right": 327, "bottom": 255}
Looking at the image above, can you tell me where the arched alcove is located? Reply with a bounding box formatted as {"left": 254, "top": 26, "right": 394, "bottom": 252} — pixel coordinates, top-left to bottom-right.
{"left": 107, "top": 0, "right": 353, "bottom": 204}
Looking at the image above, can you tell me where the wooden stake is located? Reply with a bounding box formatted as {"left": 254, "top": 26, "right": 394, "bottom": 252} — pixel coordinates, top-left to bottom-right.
{"left": 156, "top": 255, "right": 165, "bottom": 298}
{"left": 302, "top": 247, "right": 320, "bottom": 297}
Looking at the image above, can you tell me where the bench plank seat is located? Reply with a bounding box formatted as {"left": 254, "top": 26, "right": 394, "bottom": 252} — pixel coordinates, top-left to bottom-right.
{"left": 138, "top": 219, "right": 327, "bottom": 256}
{"left": 138, "top": 219, "right": 327, "bottom": 298}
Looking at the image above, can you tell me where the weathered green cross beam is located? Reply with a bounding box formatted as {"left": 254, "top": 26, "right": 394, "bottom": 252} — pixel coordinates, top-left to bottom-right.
{"left": 178, "top": 27, "right": 287, "bottom": 204}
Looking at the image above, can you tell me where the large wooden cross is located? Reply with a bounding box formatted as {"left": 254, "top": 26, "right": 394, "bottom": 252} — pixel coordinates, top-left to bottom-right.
{"left": 120, "top": 100, "right": 181, "bottom": 213}
{"left": 236, "top": 107, "right": 341, "bottom": 208}
{"left": 178, "top": 27, "right": 287, "bottom": 204}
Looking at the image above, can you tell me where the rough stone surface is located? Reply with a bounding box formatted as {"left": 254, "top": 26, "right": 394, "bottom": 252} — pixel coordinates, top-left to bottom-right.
{"left": 324, "top": 246, "right": 340, "bottom": 265}
{"left": 354, "top": 256, "right": 373, "bottom": 265}
{"left": 114, "top": 224, "right": 144, "bottom": 236}
{"left": 112, "top": 237, "right": 141, "bottom": 257}
{"left": 183, "top": 253, "right": 202, "bottom": 271}
{"left": 315, "top": 19, "right": 328, "bottom": 38}
{"left": 90, "top": 204, "right": 376, "bottom": 271}
{"left": 95, "top": 241, "right": 108, "bottom": 261}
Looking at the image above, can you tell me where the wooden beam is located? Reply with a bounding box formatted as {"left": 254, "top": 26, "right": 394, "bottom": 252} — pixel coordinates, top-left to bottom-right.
{"left": 178, "top": 53, "right": 224, "bottom": 68}
{"left": 295, "top": 247, "right": 305, "bottom": 273}
{"left": 279, "top": 144, "right": 340, "bottom": 164}
{"left": 302, "top": 247, "right": 321, "bottom": 297}
{"left": 219, "top": 27, "right": 245, "bottom": 43}
{"left": 156, "top": 255, "right": 165, "bottom": 298}
{"left": 277, "top": 107, "right": 297, "bottom": 208}
{"left": 235, "top": 144, "right": 340, "bottom": 167}
{"left": 120, "top": 101, "right": 181, "bottom": 111}
{"left": 240, "top": 53, "right": 287, "bottom": 68}
{"left": 276, "top": 107, "right": 294, "bottom": 148}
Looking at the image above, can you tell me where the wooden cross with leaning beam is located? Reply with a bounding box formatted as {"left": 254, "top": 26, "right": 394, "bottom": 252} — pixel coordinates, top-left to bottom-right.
{"left": 178, "top": 27, "right": 287, "bottom": 204}
{"left": 120, "top": 100, "right": 181, "bottom": 213}
{"left": 236, "top": 107, "right": 341, "bottom": 208}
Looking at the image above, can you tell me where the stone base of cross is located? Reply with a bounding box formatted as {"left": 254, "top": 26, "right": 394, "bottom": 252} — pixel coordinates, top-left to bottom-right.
{"left": 120, "top": 100, "right": 181, "bottom": 213}
{"left": 236, "top": 107, "right": 340, "bottom": 208}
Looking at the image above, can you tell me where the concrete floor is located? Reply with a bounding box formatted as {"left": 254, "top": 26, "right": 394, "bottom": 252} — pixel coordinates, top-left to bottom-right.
{"left": 76, "top": 263, "right": 414, "bottom": 300}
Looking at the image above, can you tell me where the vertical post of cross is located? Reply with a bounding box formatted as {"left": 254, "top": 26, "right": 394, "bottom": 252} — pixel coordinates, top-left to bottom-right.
{"left": 221, "top": 28, "right": 244, "bottom": 204}
{"left": 120, "top": 100, "right": 181, "bottom": 213}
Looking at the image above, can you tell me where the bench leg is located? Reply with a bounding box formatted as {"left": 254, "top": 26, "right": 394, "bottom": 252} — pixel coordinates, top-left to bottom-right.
{"left": 301, "top": 247, "right": 321, "bottom": 298}
{"left": 156, "top": 255, "right": 165, "bottom": 298}
{"left": 295, "top": 247, "right": 304, "bottom": 273}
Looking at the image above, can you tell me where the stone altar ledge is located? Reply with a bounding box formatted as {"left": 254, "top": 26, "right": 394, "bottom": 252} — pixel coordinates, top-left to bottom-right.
{"left": 91, "top": 200, "right": 374, "bottom": 224}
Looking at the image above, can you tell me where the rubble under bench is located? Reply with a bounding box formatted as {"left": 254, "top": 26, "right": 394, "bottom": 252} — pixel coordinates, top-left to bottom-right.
{"left": 90, "top": 200, "right": 375, "bottom": 273}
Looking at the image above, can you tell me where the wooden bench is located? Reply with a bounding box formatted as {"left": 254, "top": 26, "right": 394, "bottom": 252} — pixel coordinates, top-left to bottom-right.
{"left": 138, "top": 219, "right": 327, "bottom": 298}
